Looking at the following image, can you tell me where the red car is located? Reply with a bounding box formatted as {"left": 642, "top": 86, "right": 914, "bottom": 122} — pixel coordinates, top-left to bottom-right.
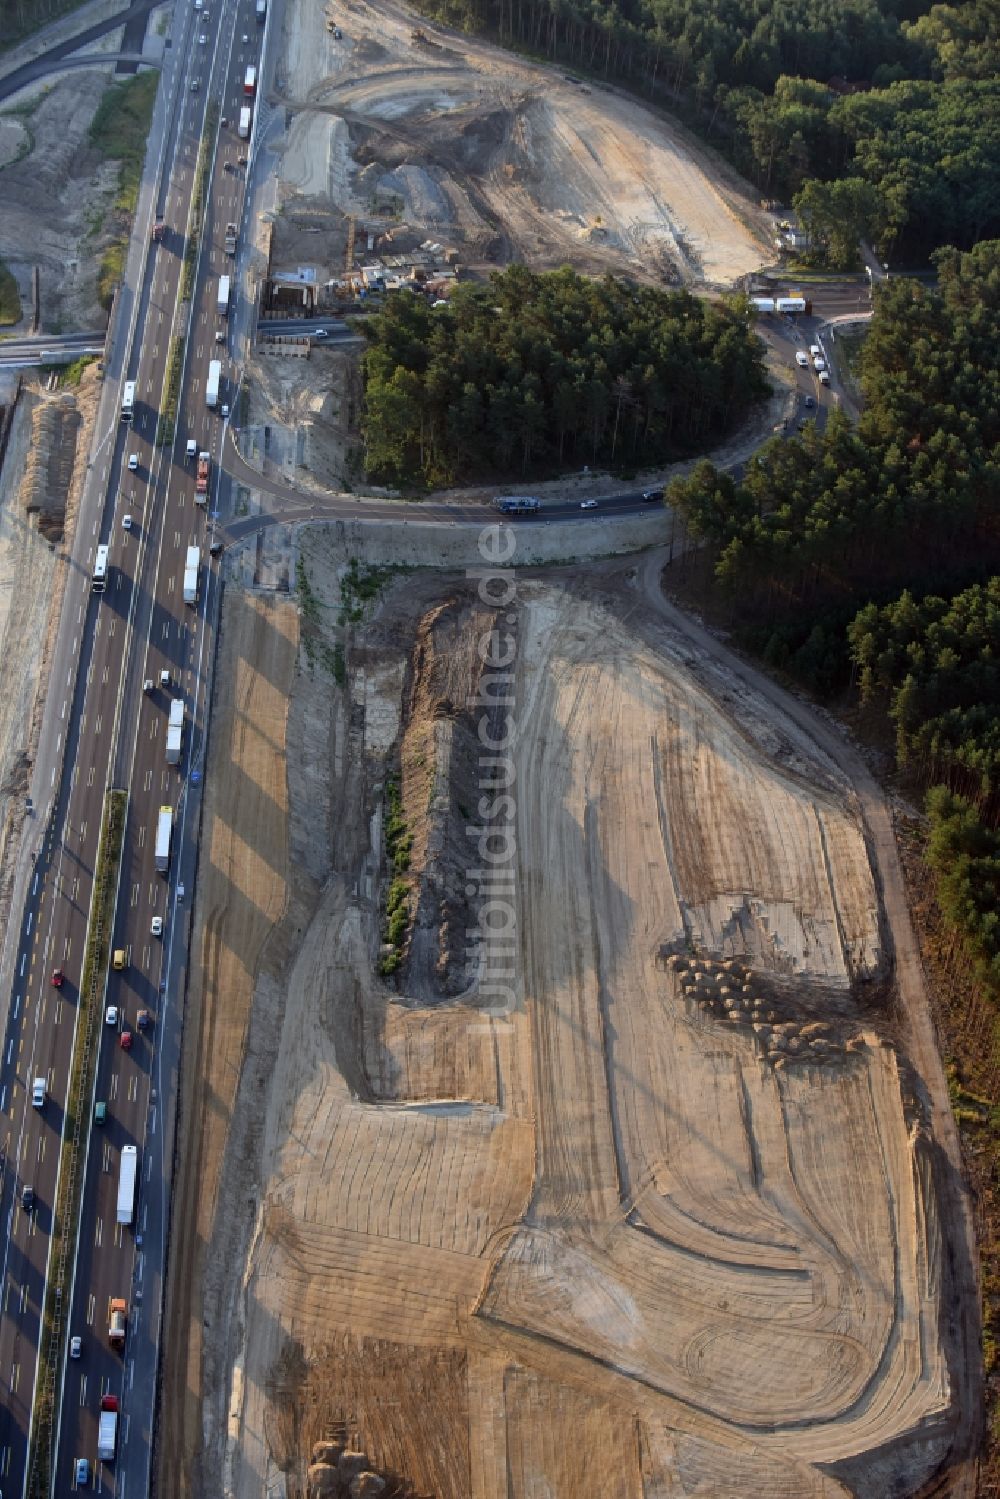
{"left": 51, "top": 969, "right": 63, "bottom": 988}
{"left": 119, "top": 1030, "right": 133, "bottom": 1051}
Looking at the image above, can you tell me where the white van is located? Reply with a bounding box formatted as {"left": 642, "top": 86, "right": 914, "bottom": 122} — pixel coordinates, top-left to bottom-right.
{"left": 186, "top": 439, "right": 197, "bottom": 459}
{"left": 795, "top": 351, "right": 809, "bottom": 368}
{"left": 31, "top": 1077, "right": 46, "bottom": 1108}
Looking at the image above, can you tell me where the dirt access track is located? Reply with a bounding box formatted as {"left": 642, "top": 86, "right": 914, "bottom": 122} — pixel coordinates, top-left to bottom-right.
{"left": 274, "top": 0, "right": 770, "bottom": 287}
{"left": 158, "top": 526, "right": 969, "bottom": 1499}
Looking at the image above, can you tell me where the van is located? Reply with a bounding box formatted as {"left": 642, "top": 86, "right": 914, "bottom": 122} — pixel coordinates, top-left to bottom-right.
{"left": 185, "top": 439, "right": 197, "bottom": 459}
{"left": 112, "top": 948, "right": 127, "bottom": 971}
{"left": 31, "top": 1077, "right": 45, "bottom": 1108}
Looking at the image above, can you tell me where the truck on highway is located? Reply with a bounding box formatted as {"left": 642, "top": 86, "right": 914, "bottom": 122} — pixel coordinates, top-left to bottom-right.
{"left": 196, "top": 451, "right": 210, "bottom": 501}
{"left": 108, "top": 1297, "right": 128, "bottom": 1346}
{"left": 155, "top": 805, "right": 172, "bottom": 873}
{"left": 206, "top": 358, "right": 222, "bottom": 409}
{"left": 244, "top": 65, "right": 257, "bottom": 96}
{"left": 238, "top": 106, "right": 252, "bottom": 140}
{"left": 151, "top": 218, "right": 166, "bottom": 243}
{"left": 184, "top": 545, "right": 201, "bottom": 604}
{"left": 98, "top": 1396, "right": 119, "bottom": 1461}
{"left": 225, "top": 222, "right": 238, "bottom": 254}
{"left": 217, "top": 274, "right": 231, "bottom": 316}
{"left": 256, "top": 0, "right": 266, "bottom": 17}
{"left": 117, "top": 1145, "right": 138, "bottom": 1226}
{"left": 166, "top": 698, "right": 185, "bottom": 765}
{"left": 492, "top": 495, "right": 540, "bottom": 515}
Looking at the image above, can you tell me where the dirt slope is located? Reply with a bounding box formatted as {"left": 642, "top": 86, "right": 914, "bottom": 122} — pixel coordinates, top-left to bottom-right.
{"left": 161, "top": 538, "right": 964, "bottom": 1499}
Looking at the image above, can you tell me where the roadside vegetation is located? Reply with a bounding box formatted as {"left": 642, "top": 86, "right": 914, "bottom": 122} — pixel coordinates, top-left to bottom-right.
{"left": 180, "top": 105, "right": 217, "bottom": 305}
{"left": 0, "top": 254, "right": 21, "bottom": 324}
{"left": 360, "top": 265, "right": 767, "bottom": 487}
{"left": 0, "top": 0, "right": 90, "bottom": 51}
{"left": 412, "top": 0, "right": 1000, "bottom": 268}
{"left": 156, "top": 336, "right": 185, "bottom": 446}
{"left": 379, "top": 776, "right": 413, "bottom": 976}
{"left": 90, "top": 73, "right": 158, "bottom": 311}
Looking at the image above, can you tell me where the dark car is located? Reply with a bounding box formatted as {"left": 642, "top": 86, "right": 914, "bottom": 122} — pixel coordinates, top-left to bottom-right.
{"left": 641, "top": 488, "right": 663, "bottom": 503}
{"left": 21, "top": 1185, "right": 34, "bottom": 1211}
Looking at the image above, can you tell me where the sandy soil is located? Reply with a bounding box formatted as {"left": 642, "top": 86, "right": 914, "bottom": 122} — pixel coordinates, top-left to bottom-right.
{"left": 0, "top": 59, "right": 126, "bottom": 331}
{"left": 272, "top": 0, "right": 769, "bottom": 289}
{"left": 160, "top": 526, "right": 961, "bottom": 1499}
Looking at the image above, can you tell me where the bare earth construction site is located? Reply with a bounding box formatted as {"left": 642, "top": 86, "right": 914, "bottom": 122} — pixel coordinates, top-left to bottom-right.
{"left": 160, "top": 537, "right": 960, "bottom": 1499}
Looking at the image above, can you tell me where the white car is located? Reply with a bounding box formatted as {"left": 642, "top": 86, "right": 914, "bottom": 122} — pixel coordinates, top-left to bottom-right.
{"left": 795, "top": 350, "right": 809, "bottom": 368}
{"left": 313, "top": 328, "right": 328, "bottom": 337}
{"left": 813, "top": 356, "right": 826, "bottom": 372}
{"left": 199, "top": 33, "right": 208, "bottom": 44}
{"left": 818, "top": 369, "right": 831, "bottom": 384}
{"left": 105, "top": 1005, "right": 118, "bottom": 1027}
{"left": 122, "top": 514, "right": 132, "bottom": 531}
{"left": 70, "top": 1336, "right": 82, "bottom": 1358}
{"left": 151, "top": 916, "right": 163, "bottom": 938}
{"left": 128, "top": 454, "right": 139, "bottom": 471}
{"left": 580, "top": 499, "right": 598, "bottom": 510}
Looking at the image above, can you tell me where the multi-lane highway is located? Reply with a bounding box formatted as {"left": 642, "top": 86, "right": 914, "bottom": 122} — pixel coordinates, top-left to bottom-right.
{"left": 0, "top": 1, "right": 267, "bottom": 1493}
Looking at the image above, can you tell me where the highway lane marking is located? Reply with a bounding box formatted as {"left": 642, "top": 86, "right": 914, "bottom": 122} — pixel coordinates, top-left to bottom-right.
{"left": 86, "top": 1293, "right": 95, "bottom": 1325}
{"left": 10, "top": 1362, "right": 18, "bottom": 1395}
{"left": 78, "top": 1374, "right": 87, "bottom": 1406}
{"left": 12, "top": 995, "right": 18, "bottom": 1018}
{"left": 128, "top": 1358, "right": 134, "bottom": 1391}
{"left": 18, "top": 1281, "right": 27, "bottom": 1313}
{"left": 0, "top": 1443, "right": 8, "bottom": 1475}
{"left": 5, "top": 1041, "right": 12, "bottom": 1064}
{"left": 31, "top": 874, "right": 38, "bottom": 895}
{"left": 87, "top": 767, "right": 95, "bottom": 788}
{"left": 102, "top": 1141, "right": 111, "bottom": 1173}
{"left": 0, "top": 1087, "right": 5, "bottom": 1111}
{"left": 61, "top": 698, "right": 67, "bottom": 720}
{"left": 19, "top": 956, "right": 25, "bottom": 977}
{"left": 71, "top": 634, "right": 78, "bottom": 653}
{"left": 94, "top": 1215, "right": 102, "bottom": 1248}
{"left": 110, "top": 1073, "right": 119, "bottom": 1102}
{"left": 131, "top": 883, "right": 139, "bottom": 908}
{"left": 36, "top": 1136, "right": 45, "bottom": 1164}
{"left": 128, "top": 1077, "right": 138, "bottom": 1104}
{"left": 25, "top": 913, "right": 32, "bottom": 936}
{"left": 148, "top": 1106, "right": 156, "bottom": 1136}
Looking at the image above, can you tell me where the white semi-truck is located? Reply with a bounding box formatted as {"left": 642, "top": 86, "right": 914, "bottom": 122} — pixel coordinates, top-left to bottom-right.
{"left": 238, "top": 106, "right": 252, "bottom": 139}
{"left": 206, "top": 358, "right": 221, "bottom": 408}
{"left": 166, "top": 698, "right": 185, "bottom": 765}
{"left": 117, "top": 1145, "right": 137, "bottom": 1226}
{"left": 155, "top": 805, "right": 172, "bottom": 873}
{"left": 183, "top": 545, "right": 201, "bottom": 604}
{"left": 217, "top": 275, "right": 230, "bottom": 316}
{"left": 98, "top": 1398, "right": 119, "bottom": 1461}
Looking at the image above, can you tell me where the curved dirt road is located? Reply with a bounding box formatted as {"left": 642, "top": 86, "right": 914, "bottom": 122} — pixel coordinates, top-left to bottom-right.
{"left": 634, "top": 547, "right": 980, "bottom": 1493}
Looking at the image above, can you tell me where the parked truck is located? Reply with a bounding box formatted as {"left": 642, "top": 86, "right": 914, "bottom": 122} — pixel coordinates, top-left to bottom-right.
{"left": 184, "top": 545, "right": 201, "bottom": 605}
{"left": 238, "top": 106, "right": 252, "bottom": 139}
{"left": 196, "top": 451, "right": 210, "bottom": 500}
{"left": 166, "top": 698, "right": 185, "bottom": 766}
{"left": 206, "top": 358, "right": 221, "bottom": 409}
{"left": 224, "top": 222, "right": 238, "bottom": 254}
{"left": 98, "top": 1397, "right": 119, "bottom": 1462}
{"left": 155, "top": 805, "right": 172, "bottom": 874}
{"left": 217, "top": 274, "right": 230, "bottom": 316}
{"left": 117, "top": 1145, "right": 137, "bottom": 1226}
{"left": 108, "top": 1297, "right": 128, "bottom": 1347}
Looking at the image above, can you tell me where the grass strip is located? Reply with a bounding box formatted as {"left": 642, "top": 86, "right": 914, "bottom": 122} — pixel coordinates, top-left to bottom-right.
{"left": 0, "top": 255, "right": 21, "bottom": 324}
{"left": 180, "top": 105, "right": 217, "bottom": 305}
{"left": 26, "top": 788, "right": 127, "bottom": 1498}
{"left": 156, "top": 335, "right": 185, "bottom": 446}
{"left": 91, "top": 73, "right": 158, "bottom": 312}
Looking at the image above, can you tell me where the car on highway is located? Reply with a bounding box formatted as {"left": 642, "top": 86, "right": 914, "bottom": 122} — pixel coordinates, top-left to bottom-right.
{"left": 803, "top": 394, "right": 816, "bottom": 408}
{"left": 813, "top": 356, "right": 826, "bottom": 372}
{"left": 221, "top": 403, "right": 230, "bottom": 417}
{"left": 641, "top": 488, "right": 662, "bottom": 502}
{"left": 809, "top": 343, "right": 821, "bottom": 357}
{"left": 151, "top": 915, "right": 163, "bottom": 937}
{"left": 818, "top": 369, "right": 831, "bottom": 385}
{"left": 127, "top": 453, "right": 139, "bottom": 471}
{"left": 199, "top": 32, "right": 207, "bottom": 43}
{"left": 51, "top": 968, "right": 63, "bottom": 987}
{"left": 137, "top": 1008, "right": 150, "bottom": 1030}
{"left": 112, "top": 948, "right": 127, "bottom": 970}
{"left": 215, "top": 331, "right": 225, "bottom": 344}
{"left": 120, "top": 1029, "right": 133, "bottom": 1051}
{"left": 70, "top": 1336, "right": 82, "bottom": 1358}
{"left": 21, "top": 1185, "right": 34, "bottom": 1211}
{"left": 313, "top": 329, "right": 328, "bottom": 337}
{"left": 105, "top": 1004, "right": 119, "bottom": 1027}
{"left": 795, "top": 351, "right": 809, "bottom": 368}
{"left": 580, "top": 499, "right": 598, "bottom": 509}
{"left": 74, "top": 1458, "right": 89, "bottom": 1485}
{"left": 94, "top": 1101, "right": 107, "bottom": 1125}
{"left": 160, "top": 668, "right": 171, "bottom": 687}
{"left": 122, "top": 513, "right": 132, "bottom": 531}
{"left": 144, "top": 677, "right": 154, "bottom": 692}
{"left": 190, "top": 78, "right": 199, "bottom": 92}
